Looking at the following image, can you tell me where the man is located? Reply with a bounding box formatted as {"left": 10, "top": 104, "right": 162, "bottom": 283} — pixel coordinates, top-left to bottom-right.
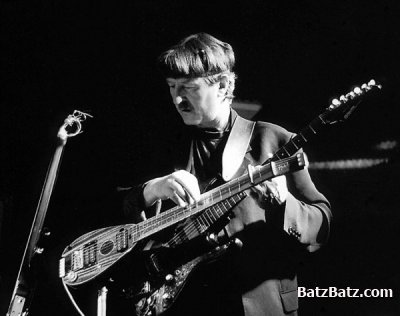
{"left": 123, "top": 33, "right": 331, "bottom": 316}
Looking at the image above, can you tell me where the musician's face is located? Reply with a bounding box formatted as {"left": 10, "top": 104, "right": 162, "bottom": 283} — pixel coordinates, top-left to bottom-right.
{"left": 166, "top": 77, "right": 226, "bottom": 128}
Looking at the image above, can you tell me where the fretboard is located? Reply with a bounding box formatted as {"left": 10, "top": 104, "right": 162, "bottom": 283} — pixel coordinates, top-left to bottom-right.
{"left": 267, "top": 115, "right": 328, "bottom": 163}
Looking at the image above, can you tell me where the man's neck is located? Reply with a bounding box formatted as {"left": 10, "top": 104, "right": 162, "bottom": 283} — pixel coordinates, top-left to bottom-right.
{"left": 199, "top": 102, "right": 231, "bottom": 131}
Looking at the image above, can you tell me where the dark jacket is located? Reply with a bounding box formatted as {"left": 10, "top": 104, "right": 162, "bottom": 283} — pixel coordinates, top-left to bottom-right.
{"left": 124, "top": 113, "right": 332, "bottom": 316}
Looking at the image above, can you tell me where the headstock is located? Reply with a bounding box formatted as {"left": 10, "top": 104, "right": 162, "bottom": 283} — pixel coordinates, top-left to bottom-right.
{"left": 322, "top": 79, "right": 382, "bottom": 125}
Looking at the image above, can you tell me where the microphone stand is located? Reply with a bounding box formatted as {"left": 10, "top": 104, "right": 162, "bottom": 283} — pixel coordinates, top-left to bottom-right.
{"left": 7, "top": 110, "right": 92, "bottom": 316}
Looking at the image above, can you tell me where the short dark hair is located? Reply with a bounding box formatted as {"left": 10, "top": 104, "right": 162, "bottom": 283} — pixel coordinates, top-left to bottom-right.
{"left": 158, "top": 33, "right": 235, "bottom": 79}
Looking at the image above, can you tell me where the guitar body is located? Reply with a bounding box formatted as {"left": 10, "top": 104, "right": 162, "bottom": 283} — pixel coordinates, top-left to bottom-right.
{"left": 133, "top": 241, "right": 234, "bottom": 316}
{"left": 60, "top": 224, "right": 143, "bottom": 285}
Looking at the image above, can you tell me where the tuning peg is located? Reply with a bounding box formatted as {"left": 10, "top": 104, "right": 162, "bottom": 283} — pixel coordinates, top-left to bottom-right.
{"left": 35, "top": 247, "right": 44, "bottom": 254}
{"left": 353, "top": 87, "right": 362, "bottom": 95}
{"left": 206, "top": 233, "right": 219, "bottom": 245}
{"left": 42, "top": 227, "right": 51, "bottom": 237}
{"left": 165, "top": 274, "right": 175, "bottom": 284}
{"left": 329, "top": 99, "right": 341, "bottom": 109}
{"left": 339, "top": 95, "right": 348, "bottom": 102}
{"left": 368, "top": 79, "right": 382, "bottom": 89}
{"left": 346, "top": 91, "right": 356, "bottom": 99}
{"left": 234, "top": 238, "right": 243, "bottom": 248}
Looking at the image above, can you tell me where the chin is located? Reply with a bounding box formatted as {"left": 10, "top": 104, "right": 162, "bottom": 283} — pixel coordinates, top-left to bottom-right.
{"left": 181, "top": 115, "right": 201, "bottom": 126}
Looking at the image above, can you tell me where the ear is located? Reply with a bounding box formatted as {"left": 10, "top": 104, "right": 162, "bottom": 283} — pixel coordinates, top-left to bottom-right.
{"left": 217, "top": 75, "right": 229, "bottom": 98}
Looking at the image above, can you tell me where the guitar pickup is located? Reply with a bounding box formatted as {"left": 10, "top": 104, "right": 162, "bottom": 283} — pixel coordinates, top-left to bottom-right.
{"left": 70, "top": 240, "right": 97, "bottom": 271}
{"left": 116, "top": 228, "right": 129, "bottom": 252}
{"left": 83, "top": 240, "right": 97, "bottom": 266}
{"left": 72, "top": 249, "right": 84, "bottom": 271}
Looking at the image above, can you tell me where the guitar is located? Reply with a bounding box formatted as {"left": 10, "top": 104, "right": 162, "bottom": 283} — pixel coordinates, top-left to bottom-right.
{"left": 59, "top": 153, "right": 307, "bottom": 285}
{"left": 59, "top": 79, "right": 381, "bottom": 315}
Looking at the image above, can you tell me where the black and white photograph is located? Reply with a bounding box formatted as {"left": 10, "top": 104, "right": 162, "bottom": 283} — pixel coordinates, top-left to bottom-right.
{"left": 1, "top": 1, "right": 399, "bottom": 315}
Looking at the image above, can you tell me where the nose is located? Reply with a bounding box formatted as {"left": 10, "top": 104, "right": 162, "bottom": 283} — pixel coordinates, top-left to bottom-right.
{"left": 171, "top": 85, "right": 185, "bottom": 105}
{"left": 174, "top": 95, "right": 183, "bottom": 105}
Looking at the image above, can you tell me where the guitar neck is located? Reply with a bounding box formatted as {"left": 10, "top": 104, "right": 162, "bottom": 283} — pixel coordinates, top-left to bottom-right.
{"left": 129, "top": 154, "right": 306, "bottom": 243}
{"left": 267, "top": 115, "right": 328, "bottom": 163}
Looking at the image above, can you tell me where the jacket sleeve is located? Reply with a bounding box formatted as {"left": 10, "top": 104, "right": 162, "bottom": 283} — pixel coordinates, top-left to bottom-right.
{"left": 122, "top": 184, "right": 162, "bottom": 223}
{"left": 283, "top": 167, "right": 331, "bottom": 252}
{"left": 122, "top": 184, "right": 147, "bottom": 222}
{"left": 254, "top": 122, "right": 332, "bottom": 252}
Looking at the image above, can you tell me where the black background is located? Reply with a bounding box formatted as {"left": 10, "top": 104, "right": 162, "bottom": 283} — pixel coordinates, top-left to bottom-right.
{"left": 1, "top": 1, "right": 399, "bottom": 315}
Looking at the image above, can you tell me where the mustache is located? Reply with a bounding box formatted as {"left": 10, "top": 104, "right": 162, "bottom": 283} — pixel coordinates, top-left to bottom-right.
{"left": 177, "top": 100, "right": 191, "bottom": 111}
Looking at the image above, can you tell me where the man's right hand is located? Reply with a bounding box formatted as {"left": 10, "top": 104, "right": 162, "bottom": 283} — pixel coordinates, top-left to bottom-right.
{"left": 143, "top": 170, "right": 201, "bottom": 208}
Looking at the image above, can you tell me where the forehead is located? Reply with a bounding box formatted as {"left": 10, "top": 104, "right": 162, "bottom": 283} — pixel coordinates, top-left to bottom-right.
{"left": 166, "top": 77, "right": 205, "bottom": 85}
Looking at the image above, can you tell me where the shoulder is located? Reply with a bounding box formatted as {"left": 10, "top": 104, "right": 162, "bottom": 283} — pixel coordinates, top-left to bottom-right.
{"left": 247, "top": 120, "right": 294, "bottom": 163}
{"left": 253, "top": 120, "right": 294, "bottom": 146}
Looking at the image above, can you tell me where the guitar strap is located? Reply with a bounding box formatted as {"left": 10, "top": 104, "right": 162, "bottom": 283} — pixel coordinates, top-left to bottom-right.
{"left": 185, "top": 113, "right": 255, "bottom": 182}
{"left": 221, "top": 114, "right": 255, "bottom": 181}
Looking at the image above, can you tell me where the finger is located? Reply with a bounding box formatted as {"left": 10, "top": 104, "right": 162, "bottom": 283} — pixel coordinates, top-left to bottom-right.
{"left": 271, "top": 175, "right": 288, "bottom": 202}
{"left": 172, "top": 172, "right": 201, "bottom": 202}
{"left": 169, "top": 179, "right": 191, "bottom": 203}
{"left": 271, "top": 175, "right": 287, "bottom": 187}
{"left": 169, "top": 191, "right": 188, "bottom": 207}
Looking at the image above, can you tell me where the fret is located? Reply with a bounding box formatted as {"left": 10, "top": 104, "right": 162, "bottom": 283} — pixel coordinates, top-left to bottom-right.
{"left": 183, "top": 225, "right": 195, "bottom": 240}
{"left": 194, "top": 220, "right": 205, "bottom": 234}
{"left": 198, "top": 215, "right": 206, "bottom": 227}
{"left": 309, "top": 124, "right": 317, "bottom": 134}
{"left": 282, "top": 146, "right": 291, "bottom": 157}
{"left": 197, "top": 213, "right": 207, "bottom": 226}
{"left": 285, "top": 141, "right": 299, "bottom": 155}
{"left": 290, "top": 139, "right": 300, "bottom": 150}
{"left": 293, "top": 136, "right": 304, "bottom": 147}
{"left": 224, "top": 198, "right": 232, "bottom": 209}
{"left": 222, "top": 186, "right": 232, "bottom": 199}
{"left": 298, "top": 132, "right": 308, "bottom": 143}
{"left": 214, "top": 204, "right": 224, "bottom": 217}
{"left": 275, "top": 150, "right": 288, "bottom": 159}
{"left": 208, "top": 210, "right": 218, "bottom": 223}
{"left": 196, "top": 215, "right": 208, "bottom": 231}
{"left": 309, "top": 118, "right": 324, "bottom": 134}
{"left": 207, "top": 209, "right": 216, "bottom": 222}
{"left": 218, "top": 201, "right": 227, "bottom": 214}
{"left": 208, "top": 193, "right": 213, "bottom": 205}
{"left": 203, "top": 213, "right": 213, "bottom": 225}
{"left": 210, "top": 208, "right": 219, "bottom": 221}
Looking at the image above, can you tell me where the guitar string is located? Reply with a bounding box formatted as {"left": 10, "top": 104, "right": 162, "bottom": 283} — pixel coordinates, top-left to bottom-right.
{"left": 166, "top": 154, "right": 293, "bottom": 246}
{"left": 166, "top": 168, "right": 268, "bottom": 246}
{"left": 166, "top": 186, "right": 253, "bottom": 246}
{"left": 166, "top": 153, "right": 303, "bottom": 246}
{"left": 77, "top": 173, "right": 251, "bottom": 258}
{"left": 76, "top": 155, "right": 297, "bottom": 259}
{"left": 78, "top": 155, "right": 295, "bottom": 257}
